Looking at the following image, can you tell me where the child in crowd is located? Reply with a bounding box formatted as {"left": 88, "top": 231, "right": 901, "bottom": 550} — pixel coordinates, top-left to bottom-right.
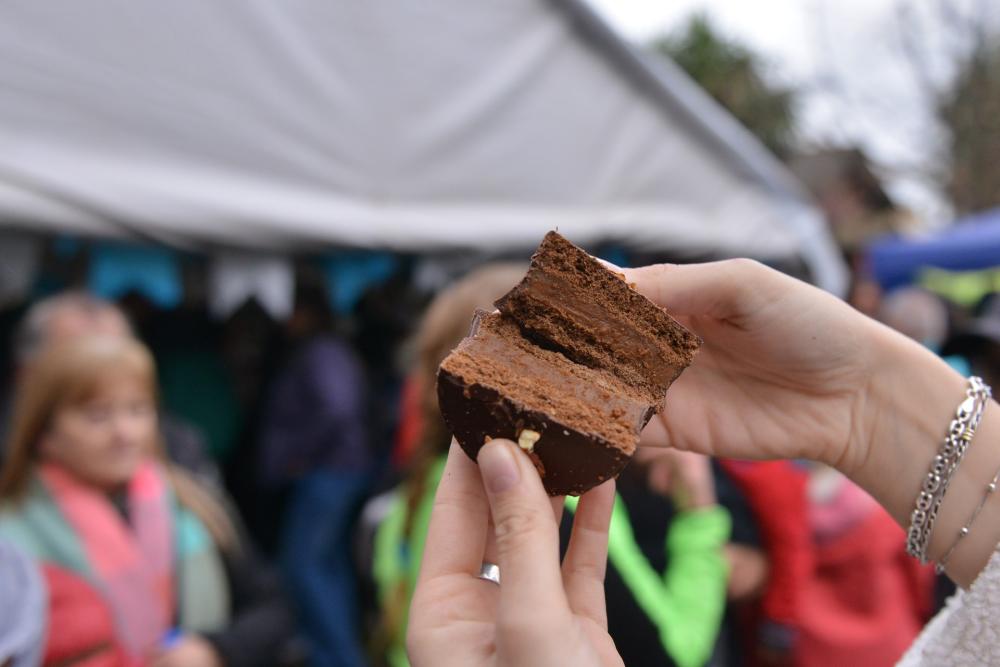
{"left": 0, "top": 335, "right": 295, "bottom": 667}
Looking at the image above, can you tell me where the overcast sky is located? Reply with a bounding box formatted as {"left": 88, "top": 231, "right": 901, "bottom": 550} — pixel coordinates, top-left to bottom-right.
{"left": 585, "top": 0, "right": 990, "bottom": 225}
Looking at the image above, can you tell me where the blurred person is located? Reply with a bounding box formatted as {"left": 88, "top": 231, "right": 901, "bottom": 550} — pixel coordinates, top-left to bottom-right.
{"left": 217, "top": 298, "right": 284, "bottom": 553}
{"left": 352, "top": 261, "right": 426, "bottom": 470}
{"left": 943, "top": 294, "right": 1000, "bottom": 390}
{"left": 560, "top": 442, "right": 763, "bottom": 667}
{"left": 367, "top": 264, "right": 525, "bottom": 667}
{"left": 14, "top": 292, "right": 129, "bottom": 358}
{"left": 40, "top": 564, "right": 129, "bottom": 667}
{"left": 4, "top": 537, "right": 132, "bottom": 667}
{"left": 794, "top": 463, "right": 933, "bottom": 666}
{"left": 880, "top": 287, "right": 970, "bottom": 376}
{"left": 0, "top": 335, "right": 295, "bottom": 667}
{"left": 716, "top": 460, "right": 810, "bottom": 667}
{"left": 0, "top": 291, "right": 129, "bottom": 459}
{"left": 259, "top": 284, "right": 371, "bottom": 667}
{"left": 878, "top": 288, "right": 948, "bottom": 349}
{"left": 0, "top": 539, "right": 45, "bottom": 667}
{"left": 4, "top": 291, "right": 219, "bottom": 484}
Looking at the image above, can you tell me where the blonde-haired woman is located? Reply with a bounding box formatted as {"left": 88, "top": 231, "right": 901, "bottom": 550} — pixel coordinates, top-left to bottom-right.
{"left": 0, "top": 335, "right": 294, "bottom": 667}
{"left": 368, "top": 263, "right": 526, "bottom": 667}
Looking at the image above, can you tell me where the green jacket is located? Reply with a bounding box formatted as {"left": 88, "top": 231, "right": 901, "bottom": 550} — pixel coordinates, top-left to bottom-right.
{"left": 566, "top": 495, "right": 730, "bottom": 667}
{"left": 373, "top": 459, "right": 446, "bottom": 667}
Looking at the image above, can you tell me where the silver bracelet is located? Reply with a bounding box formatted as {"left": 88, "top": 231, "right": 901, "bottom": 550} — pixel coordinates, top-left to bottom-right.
{"left": 906, "top": 376, "right": 991, "bottom": 563}
{"left": 936, "top": 460, "right": 1000, "bottom": 574}
{"left": 935, "top": 380, "right": 995, "bottom": 573}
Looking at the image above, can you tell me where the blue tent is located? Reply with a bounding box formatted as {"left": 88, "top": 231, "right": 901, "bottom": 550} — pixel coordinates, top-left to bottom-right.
{"left": 867, "top": 208, "right": 1000, "bottom": 291}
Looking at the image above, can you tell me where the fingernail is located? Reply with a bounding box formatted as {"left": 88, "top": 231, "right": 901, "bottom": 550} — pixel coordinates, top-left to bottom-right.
{"left": 478, "top": 442, "right": 520, "bottom": 494}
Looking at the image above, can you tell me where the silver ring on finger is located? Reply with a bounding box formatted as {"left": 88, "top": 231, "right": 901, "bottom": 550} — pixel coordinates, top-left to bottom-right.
{"left": 477, "top": 561, "right": 500, "bottom": 585}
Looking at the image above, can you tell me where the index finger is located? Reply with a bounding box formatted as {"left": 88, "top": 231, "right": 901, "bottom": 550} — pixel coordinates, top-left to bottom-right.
{"left": 639, "top": 410, "right": 671, "bottom": 448}
{"left": 477, "top": 441, "right": 569, "bottom": 620}
{"left": 417, "top": 440, "right": 490, "bottom": 580}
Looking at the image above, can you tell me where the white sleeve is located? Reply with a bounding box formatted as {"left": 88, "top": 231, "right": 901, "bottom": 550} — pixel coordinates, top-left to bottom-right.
{"left": 898, "top": 544, "right": 1000, "bottom": 666}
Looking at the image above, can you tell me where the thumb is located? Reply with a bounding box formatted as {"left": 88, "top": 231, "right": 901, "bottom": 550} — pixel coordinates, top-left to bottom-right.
{"left": 622, "top": 259, "right": 771, "bottom": 320}
{"left": 477, "top": 440, "right": 568, "bottom": 616}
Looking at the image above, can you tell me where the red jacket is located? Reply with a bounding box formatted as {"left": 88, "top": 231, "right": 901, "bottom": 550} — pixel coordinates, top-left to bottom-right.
{"left": 42, "top": 565, "right": 129, "bottom": 667}
{"left": 796, "top": 483, "right": 933, "bottom": 667}
{"left": 720, "top": 459, "right": 812, "bottom": 631}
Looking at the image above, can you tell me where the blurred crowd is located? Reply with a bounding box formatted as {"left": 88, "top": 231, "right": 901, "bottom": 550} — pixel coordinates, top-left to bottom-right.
{"left": 0, "top": 242, "right": 997, "bottom": 667}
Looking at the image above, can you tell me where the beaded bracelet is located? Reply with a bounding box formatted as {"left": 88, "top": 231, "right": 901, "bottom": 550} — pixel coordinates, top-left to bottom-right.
{"left": 935, "top": 381, "right": 995, "bottom": 573}
{"left": 906, "top": 376, "right": 991, "bottom": 563}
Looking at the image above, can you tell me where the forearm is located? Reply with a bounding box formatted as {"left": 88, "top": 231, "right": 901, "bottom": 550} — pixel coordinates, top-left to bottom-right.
{"left": 846, "top": 320, "right": 1000, "bottom": 588}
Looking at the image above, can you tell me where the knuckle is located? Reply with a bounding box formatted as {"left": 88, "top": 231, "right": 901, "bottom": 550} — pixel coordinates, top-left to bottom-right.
{"left": 651, "top": 261, "right": 679, "bottom": 275}
{"left": 432, "top": 485, "right": 483, "bottom": 512}
{"left": 493, "top": 506, "right": 544, "bottom": 549}
{"left": 724, "top": 257, "right": 765, "bottom": 279}
{"left": 568, "top": 555, "right": 605, "bottom": 582}
{"left": 717, "top": 258, "right": 770, "bottom": 313}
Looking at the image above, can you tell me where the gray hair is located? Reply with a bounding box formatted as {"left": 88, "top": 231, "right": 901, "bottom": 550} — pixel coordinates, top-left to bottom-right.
{"left": 13, "top": 291, "right": 130, "bottom": 365}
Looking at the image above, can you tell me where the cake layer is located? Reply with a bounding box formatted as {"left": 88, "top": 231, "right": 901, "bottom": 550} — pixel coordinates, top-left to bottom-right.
{"left": 440, "top": 311, "right": 652, "bottom": 450}
{"left": 495, "top": 231, "right": 700, "bottom": 406}
{"left": 438, "top": 311, "right": 653, "bottom": 495}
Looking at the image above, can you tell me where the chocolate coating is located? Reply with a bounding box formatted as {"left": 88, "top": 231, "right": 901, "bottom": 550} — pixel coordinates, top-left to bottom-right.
{"left": 438, "top": 366, "right": 643, "bottom": 496}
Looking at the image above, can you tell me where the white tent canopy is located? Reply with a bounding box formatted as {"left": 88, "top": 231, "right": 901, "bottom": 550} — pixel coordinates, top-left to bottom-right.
{"left": 0, "top": 0, "right": 847, "bottom": 293}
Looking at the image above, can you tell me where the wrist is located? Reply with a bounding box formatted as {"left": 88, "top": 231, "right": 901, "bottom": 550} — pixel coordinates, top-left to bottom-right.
{"left": 841, "top": 321, "right": 967, "bottom": 526}
{"left": 842, "top": 323, "right": 1000, "bottom": 586}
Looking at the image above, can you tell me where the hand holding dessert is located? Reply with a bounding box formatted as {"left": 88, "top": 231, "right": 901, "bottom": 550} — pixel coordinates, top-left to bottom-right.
{"left": 624, "top": 258, "right": 883, "bottom": 469}
{"left": 406, "top": 441, "right": 624, "bottom": 667}
{"left": 624, "top": 259, "right": 999, "bottom": 587}
{"left": 411, "top": 241, "right": 1000, "bottom": 667}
